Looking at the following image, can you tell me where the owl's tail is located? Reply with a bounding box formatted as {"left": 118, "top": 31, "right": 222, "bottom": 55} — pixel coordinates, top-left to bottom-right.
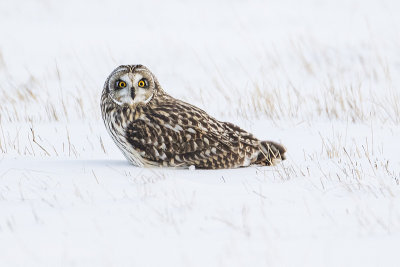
{"left": 256, "top": 141, "right": 287, "bottom": 166}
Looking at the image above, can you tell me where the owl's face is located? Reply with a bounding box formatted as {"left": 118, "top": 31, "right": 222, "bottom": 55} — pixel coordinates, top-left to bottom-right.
{"left": 104, "top": 65, "right": 159, "bottom": 107}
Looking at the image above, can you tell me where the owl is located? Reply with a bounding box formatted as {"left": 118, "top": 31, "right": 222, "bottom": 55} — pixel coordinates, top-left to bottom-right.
{"left": 101, "top": 65, "right": 286, "bottom": 169}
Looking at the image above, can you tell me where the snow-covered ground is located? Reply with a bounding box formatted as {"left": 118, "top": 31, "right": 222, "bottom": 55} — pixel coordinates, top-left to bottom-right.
{"left": 1, "top": 0, "right": 400, "bottom": 266}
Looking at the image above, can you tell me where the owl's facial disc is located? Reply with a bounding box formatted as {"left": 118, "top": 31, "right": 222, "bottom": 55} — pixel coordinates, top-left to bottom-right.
{"left": 109, "top": 71, "right": 154, "bottom": 107}
{"left": 109, "top": 73, "right": 133, "bottom": 106}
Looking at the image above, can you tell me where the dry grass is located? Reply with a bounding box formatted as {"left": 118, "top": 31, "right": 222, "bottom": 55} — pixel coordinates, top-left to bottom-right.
{"left": 0, "top": 40, "right": 399, "bottom": 125}
{"left": 0, "top": 40, "right": 398, "bottom": 192}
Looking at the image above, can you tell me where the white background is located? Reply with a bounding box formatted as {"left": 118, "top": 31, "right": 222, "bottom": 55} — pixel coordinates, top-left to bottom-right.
{"left": 0, "top": 0, "right": 400, "bottom": 266}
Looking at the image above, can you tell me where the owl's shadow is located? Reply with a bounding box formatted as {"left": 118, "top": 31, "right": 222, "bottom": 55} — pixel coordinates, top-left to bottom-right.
{"left": 81, "top": 159, "right": 132, "bottom": 167}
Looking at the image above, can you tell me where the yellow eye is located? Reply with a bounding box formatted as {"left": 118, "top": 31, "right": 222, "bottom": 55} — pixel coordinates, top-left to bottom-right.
{"left": 117, "top": 81, "right": 126, "bottom": 88}
{"left": 138, "top": 80, "right": 145, "bottom": 88}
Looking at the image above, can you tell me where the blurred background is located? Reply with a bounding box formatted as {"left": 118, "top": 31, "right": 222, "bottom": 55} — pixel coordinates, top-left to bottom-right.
{"left": 1, "top": 0, "right": 399, "bottom": 124}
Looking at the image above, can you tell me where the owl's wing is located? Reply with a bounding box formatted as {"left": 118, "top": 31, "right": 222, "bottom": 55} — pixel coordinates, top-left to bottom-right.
{"left": 126, "top": 98, "right": 260, "bottom": 168}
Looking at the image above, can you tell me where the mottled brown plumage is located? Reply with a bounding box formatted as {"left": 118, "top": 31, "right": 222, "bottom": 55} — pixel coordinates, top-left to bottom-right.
{"left": 101, "top": 65, "right": 286, "bottom": 169}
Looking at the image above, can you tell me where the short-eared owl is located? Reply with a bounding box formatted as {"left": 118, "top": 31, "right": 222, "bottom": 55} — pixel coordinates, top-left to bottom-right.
{"left": 101, "top": 65, "right": 286, "bottom": 169}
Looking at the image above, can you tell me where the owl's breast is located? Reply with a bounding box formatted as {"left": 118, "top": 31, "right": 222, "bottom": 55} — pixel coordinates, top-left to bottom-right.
{"left": 103, "top": 108, "right": 148, "bottom": 167}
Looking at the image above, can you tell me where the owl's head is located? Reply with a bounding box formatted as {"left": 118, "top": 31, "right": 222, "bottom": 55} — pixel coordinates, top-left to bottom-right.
{"left": 103, "top": 65, "right": 162, "bottom": 107}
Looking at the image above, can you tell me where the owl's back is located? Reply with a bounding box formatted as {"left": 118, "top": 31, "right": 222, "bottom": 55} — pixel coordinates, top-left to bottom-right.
{"left": 123, "top": 94, "right": 265, "bottom": 169}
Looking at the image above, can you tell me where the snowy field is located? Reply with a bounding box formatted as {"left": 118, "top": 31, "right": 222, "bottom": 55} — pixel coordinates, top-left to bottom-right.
{"left": 1, "top": 0, "right": 400, "bottom": 266}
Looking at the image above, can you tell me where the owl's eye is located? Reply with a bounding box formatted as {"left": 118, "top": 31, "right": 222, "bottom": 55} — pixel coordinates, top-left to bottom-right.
{"left": 138, "top": 79, "right": 148, "bottom": 88}
{"left": 116, "top": 80, "right": 127, "bottom": 89}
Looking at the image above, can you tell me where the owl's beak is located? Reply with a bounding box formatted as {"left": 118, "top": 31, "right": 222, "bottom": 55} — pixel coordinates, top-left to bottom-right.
{"left": 130, "top": 87, "right": 135, "bottom": 99}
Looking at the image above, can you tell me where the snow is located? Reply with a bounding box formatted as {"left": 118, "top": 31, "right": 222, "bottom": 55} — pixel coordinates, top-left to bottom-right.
{"left": 1, "top": 0, "right": 400, "bottom": 266}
